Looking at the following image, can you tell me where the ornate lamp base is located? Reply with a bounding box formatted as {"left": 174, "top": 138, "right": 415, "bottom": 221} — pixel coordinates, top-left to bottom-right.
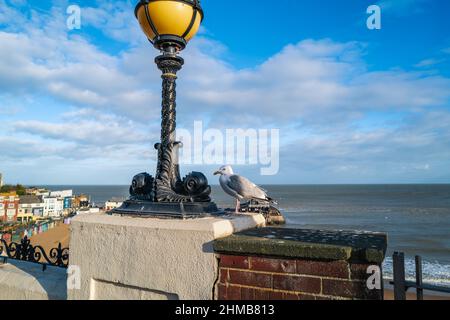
{"left": 109, "top": 172, "right": 223, "bottom": 219}
{"left": 110, "top": 200, "right": 223, "bottom": 219}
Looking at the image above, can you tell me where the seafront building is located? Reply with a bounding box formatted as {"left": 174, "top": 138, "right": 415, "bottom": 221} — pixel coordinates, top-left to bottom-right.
{"left": 0, "top": 189, "right": 87, "bottom": 223}
{"left": 105, "top": 197, "right": 125, "bottom": 211}
{"left": 18, "top": 195, "right": 44, "bottom": 216}
{"left": 0, "top": 192, "right": 20, "bottom": 222}
{"left": 26, "top": 187, "right": 51, "bottom": 196}
{"left": 42, "top": 191, "right": 74, "bottom": 217}
{"left": 17, "top": 195, "right": 44, "bottom": 223}
{"left": 72, "top": 194, "right": 89, "bottom": 208}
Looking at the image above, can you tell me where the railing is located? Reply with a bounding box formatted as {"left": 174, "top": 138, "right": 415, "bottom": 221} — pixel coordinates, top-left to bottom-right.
{"left": 390, "top": 252, "right": 450, "bottom": 300}
{"left": 0, "top": 236, "right": 69, "bottom": 271}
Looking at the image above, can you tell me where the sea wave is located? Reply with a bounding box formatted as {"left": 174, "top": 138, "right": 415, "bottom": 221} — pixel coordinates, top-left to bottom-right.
{"left": 383, "top": 257, "right": 450, "bottom": 287}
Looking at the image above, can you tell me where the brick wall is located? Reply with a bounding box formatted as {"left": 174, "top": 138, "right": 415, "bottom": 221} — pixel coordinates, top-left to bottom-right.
{"left": 214, "top": 228, "right": 387, "bottom": 301}
{"left": 216, "top": 255, "right": 382, "bottom": 300}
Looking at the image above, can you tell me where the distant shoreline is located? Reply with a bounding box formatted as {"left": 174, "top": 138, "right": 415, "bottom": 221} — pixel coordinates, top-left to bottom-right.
{"left": 26, "top": 183, "right": 450, "bottom": 187}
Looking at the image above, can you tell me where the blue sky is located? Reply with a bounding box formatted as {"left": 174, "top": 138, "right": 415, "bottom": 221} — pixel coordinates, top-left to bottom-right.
{"left": 1, "top": 0, "right": 450, "bottom": 185}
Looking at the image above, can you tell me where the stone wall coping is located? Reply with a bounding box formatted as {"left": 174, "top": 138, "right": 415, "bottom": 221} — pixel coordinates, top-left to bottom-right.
{"left": 73, "top": 213, "right": 266, "bottom": 239}
{"left": 213, "top": 228, "right": 387, "bottom": 264}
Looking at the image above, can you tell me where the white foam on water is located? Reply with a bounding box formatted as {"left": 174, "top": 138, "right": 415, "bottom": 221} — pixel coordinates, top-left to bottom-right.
{"left": 383, "top": 257, "right": 450, "bottom": 287}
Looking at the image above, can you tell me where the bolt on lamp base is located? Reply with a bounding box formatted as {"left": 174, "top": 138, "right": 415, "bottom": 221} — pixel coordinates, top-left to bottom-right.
{"left": 109, "top": 200, "right": 225, "bottom": 220}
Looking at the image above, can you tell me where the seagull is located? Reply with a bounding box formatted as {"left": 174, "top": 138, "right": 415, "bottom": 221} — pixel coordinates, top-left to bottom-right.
{"left": 214, "top": 165, "right": 273, "bottom": 213}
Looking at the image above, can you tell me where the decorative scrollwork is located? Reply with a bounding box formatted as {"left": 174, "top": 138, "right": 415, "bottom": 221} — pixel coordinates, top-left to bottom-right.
{"left": 153, "top": 141, "right": 212, "bottom": 203}
{"left": 182, "top": 172, "right": 211, "bottom": 201}
{"left": 0, "top": 236, "right": 69, "bottom": 268}
{"left": 155, "top": 54, "right": 184, "bottom": 76}
{"left": 129, "top": 172, "right": 154, "bottom": 201}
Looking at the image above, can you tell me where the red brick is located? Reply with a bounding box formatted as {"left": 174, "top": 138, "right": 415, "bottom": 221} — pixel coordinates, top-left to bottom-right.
{"left": 241, "top": 287, "right": 255, "bottom": 300}
{"left": 322, "top": 279, "right": 355, "bottom": 298}
{"left": 350, "top": 263, "right": 371, "bottom": 280}
{"left": 250, "top": 257, "right": 296, "bottom": 274}
{"left": 273, "top": 274, "right": 321, "bottom": 294}
{"left": 322, "top": 279, "right": 380, "bottom": 299}
{"left": 227, "top": 285, "right": 242, "bottom": 300}
{"left": 220, "top": 255, "right": 249, "bottom": 269}
{"left": 282, "top": 292, "right": 300, "bottom": 300}
{"left": 269, "top": 291, "right": 284, "bottom": 300}
{"left": 219, "top": 268, "right": 229, "bottom": 284}
{"left": 228, "top": 270, "right": 272, "bottom": 288}
{"left": 254, "top": 289, "right": 271, "bottom": 300}
{"left": 218, "top": 284, "right": 227, "bottom": 300}
{"left": 296, "top": 260, "right": 349, "bottom": 279}
{"left": 298, "top": 293, "right": 317, "bottom": 300}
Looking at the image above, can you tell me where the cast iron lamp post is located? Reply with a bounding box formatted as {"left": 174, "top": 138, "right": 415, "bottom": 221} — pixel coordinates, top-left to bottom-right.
{"left": 113, "top": 0, "right": 220, "bottom": 218}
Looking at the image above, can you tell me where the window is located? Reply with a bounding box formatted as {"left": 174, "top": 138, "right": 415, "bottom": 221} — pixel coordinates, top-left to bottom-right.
{"left": 8, "top": 203, "right": 15, "bottom": 209}
{"left": 6, "top": 209, "right": 16, "bottom": 217}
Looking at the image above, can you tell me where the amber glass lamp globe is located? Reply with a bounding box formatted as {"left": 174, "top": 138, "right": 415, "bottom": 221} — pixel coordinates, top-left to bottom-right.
{"left": 135, "top": 0, "right": 203, "bottom": 51}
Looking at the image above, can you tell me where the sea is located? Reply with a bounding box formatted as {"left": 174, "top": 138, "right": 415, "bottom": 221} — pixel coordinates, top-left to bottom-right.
{"left": 42, "top": 184, "right": 450, "bottom": 286}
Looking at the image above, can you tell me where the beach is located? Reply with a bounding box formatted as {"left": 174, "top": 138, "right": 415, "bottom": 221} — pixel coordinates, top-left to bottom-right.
{"left": 29, "top": 223, "right": 70, "bottom": 252}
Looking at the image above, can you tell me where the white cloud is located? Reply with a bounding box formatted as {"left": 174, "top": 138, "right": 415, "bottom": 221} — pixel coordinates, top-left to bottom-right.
{"left": 414, "top": 58, "right": 444, "bottom": 68}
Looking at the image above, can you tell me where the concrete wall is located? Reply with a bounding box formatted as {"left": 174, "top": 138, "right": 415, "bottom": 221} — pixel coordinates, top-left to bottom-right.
{"left": 0, "top": 260, "right": 67, "bottom": 300}
{"left": 68, "top": 213, "right": 265, "bottom": 300}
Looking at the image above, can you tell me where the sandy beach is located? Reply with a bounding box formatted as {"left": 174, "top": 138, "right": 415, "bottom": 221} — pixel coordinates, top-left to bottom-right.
{"left": 29, "top": 223, "right": 70, "bottom": 252}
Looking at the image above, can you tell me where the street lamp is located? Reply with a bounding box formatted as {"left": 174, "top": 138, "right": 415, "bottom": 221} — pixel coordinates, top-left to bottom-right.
{"left": 135, "top": 0, "right": 203, "bottom": 51}
{"left": 112, "top": 0, "right": 220, "bottom": 218}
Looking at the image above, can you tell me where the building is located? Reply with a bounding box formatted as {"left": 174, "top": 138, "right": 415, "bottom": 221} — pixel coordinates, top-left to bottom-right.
{"left": 104, "top": 197, "right": 125, "bottom": 211}
{"left": 33, "top": 190, "right": 74, "bottom": 217}
{"left": 0, "top": 192, "right": 19, "bottom": 222}
{"left": 50, "top": 190, "right": 73, "bottom": 198}
{"left": 0, "top": 173, "right": 3, "bottom": 188}
{"left": 72, "top": 194, "right": 90, "bottom": 209}
{"left": 43, "top": 196, "right": 65, "bottom": 217}
{"left": 18, "top": 195, "right": 44, "bottom": 222}
{"left": 25, "top": 187, "right": 49, "bottom": 196}
{"left": 64, "top": 197, "right": 72, "bottom": 210}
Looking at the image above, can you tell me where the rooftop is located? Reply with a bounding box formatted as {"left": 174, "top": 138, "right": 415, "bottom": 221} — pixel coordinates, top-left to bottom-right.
{"left": 19, "top": 195, "right": 43, "bottom": 204}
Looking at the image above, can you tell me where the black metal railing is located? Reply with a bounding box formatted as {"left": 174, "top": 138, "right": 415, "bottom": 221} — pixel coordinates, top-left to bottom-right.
{"left": 0, "top": 236, "right": 69, "bottom": 271}
{"left": 391, "top": 252, "right": 450, "bottom": 300}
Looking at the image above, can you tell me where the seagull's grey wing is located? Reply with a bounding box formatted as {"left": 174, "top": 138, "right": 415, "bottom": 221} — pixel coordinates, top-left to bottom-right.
{"left": 219, "top": 176, "right": 240, "bottom": 199}
{"left": 228, "top": 175, "right": 268, "bottom": 201}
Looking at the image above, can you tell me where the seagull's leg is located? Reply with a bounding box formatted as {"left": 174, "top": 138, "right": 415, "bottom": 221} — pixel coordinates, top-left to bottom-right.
{"left": 235, "top": 199, "right": 240, "bottom": 214}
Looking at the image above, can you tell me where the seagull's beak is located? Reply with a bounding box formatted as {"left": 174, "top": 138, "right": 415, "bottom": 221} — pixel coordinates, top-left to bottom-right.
{"left": 214, "top": 171, "right": 221, "bottom": 176}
